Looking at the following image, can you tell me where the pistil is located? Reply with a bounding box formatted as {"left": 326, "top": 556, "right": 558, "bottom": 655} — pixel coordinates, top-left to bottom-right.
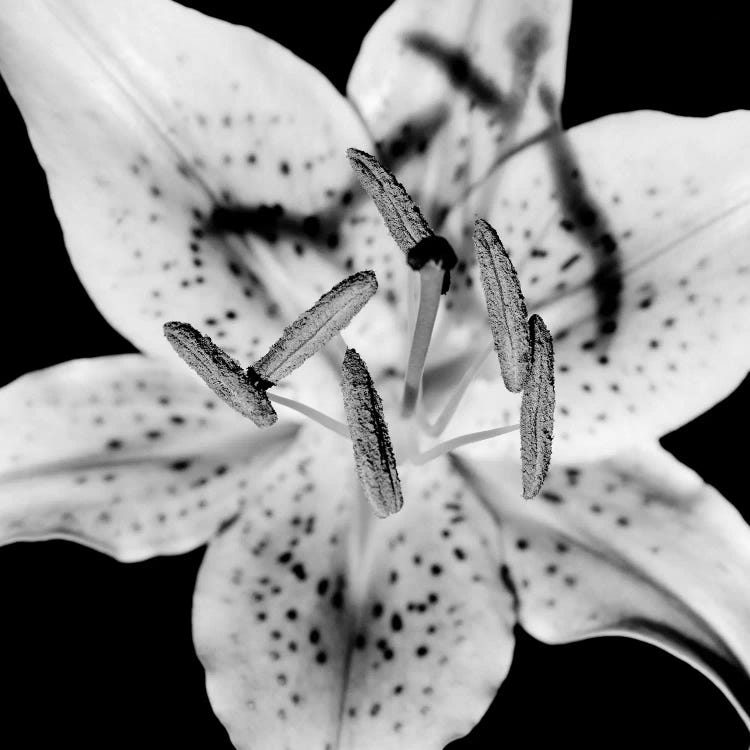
{"left": 346, "top": 148, "right": 457, "bottom": 419}
{"left": 401, "top": 259, "right": 443, "bottom": 417}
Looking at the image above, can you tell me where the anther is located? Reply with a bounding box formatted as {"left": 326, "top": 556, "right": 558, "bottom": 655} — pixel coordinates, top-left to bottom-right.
{"left": 346, "top": 148, "right": 432, "bottom": 254}
{"left": 163, "top": 321, "right": 277, "bottom": 427}
{"left": 340, "top": 348, "right": 404, "bottom": 518}
{"left": 474, "top": 217, "right": 531, "bottom": 393}
{"left": 520, "top": 314, "right": 555, "bottom": 499}
{"left": 251, "top": 270, "right": 378, "bottom": 383}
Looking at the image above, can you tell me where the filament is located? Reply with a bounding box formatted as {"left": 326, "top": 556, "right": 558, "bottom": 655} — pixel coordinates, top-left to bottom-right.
{"left": 268, "top": 393, "right": 350, "bottom": 439}
{"left": 423, "top": 339, "right": 494, "bottom": 436}
{"left": 412, "top": 424, "right": 520, "bottom": 465}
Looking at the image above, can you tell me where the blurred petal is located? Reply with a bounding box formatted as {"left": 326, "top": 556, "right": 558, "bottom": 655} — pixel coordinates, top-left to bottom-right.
{"left": 458, "top": 447, "right": 750, "bottom": 726}
{"left": 194, "top": 425, "right": 514, "bottom": 750}
{"left": 348, "top": 0, "right": 571, "bottom": 225}
{"left": 0, "top": 355, "right": 297, "bottom": 561}
{"left": 0, "top": 0, "right": 404, "bottom": 375}
{"left": 444, "top": 110, "right": 750, "bottom": 458}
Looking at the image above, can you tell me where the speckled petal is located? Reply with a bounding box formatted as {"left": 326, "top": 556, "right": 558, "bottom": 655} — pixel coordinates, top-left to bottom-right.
{"left": 0, "top": 355, "right": 297, "bottom": 562}
{"left": 459, "top": 447, "right": 750, "bottom": 727}
{"left": 348, "top": 0, "right": 571, "bottom": 226}
{"left": 0, "top": 0, "right": 403, "bottom": 384}
{"left": 193, "top": 425, "right": 515, "bottom": 750}
{"left": 443, "top": 110, "right": 750, "bottom": 460}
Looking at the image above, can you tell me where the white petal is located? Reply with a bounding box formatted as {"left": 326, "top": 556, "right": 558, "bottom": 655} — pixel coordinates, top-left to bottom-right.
{"left": 0, "top": 354, "right": 296, "bottom": 561}
{"left": 444, "top": 110, "right": 750, "bottom": 458}
{"left": 193, "top": 425, "right": 514, "bottom": 750}
{"left": 459, "top": 446, "right": 750, "bottom": 726}
{"left": 348, "top": 0, "right": 571, "bottom": 225}
{"left": 0, "top": 0, "right": 403, "bottom": 378}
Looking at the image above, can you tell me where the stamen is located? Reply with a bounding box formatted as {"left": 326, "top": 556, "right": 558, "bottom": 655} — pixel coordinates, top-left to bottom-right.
{"left": 340, "top": 348, "right": 403, "bottom": 518}
{"left": 474, "top": 217, "right": 531, "bottom": 393}
{"left": 346, "top": 147, "right": 432, "bottom": 254}
{"left": 412, "top": 424, "right": 520, "bottom": 465}
{"left": 520, "top": 314, "right": 555, "bottom": 499}
{"left": 268, "top": 393, "right": 350, "bottom": 439}
{"left": 423, "top": 339, "right": 494, "bottom": 436}
{"left": 163, "top": 321, "right": 277, "bottom": 427}
{"left": 251, "top": 270, "right": 377, "bottom": 383}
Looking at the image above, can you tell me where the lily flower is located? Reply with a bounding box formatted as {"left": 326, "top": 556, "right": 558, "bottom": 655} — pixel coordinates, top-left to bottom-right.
{"left": 1, "top": 1, "right": 750, "bottom": 748}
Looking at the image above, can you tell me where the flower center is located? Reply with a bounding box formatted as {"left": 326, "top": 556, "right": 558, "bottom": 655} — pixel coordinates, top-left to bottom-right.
{"left": 164, "top": 148, "right": 556, "bottom": 516}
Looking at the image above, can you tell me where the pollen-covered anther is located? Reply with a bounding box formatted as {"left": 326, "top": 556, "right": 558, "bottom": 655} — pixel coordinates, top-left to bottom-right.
{"left": 346, "top": 147, "right": 432, "bottom": 254}
{"left": 473, "top": 217, "right": 531, "bottom": 393}
{"left": 163, "top": 321, "right": 277, "bottom": 427}
{"left": 520, "top": 314, "right": 555, "bottom": 499}
{"left": 340, "top": 348, "right": 404, "bottom": 518}
{"left": 251, "top": 270, "right": 378, "bottom": 383}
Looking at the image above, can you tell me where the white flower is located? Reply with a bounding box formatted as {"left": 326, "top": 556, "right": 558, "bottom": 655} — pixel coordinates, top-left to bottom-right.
{"left": 1, "top": 1, "right": 750, "bottom": 748}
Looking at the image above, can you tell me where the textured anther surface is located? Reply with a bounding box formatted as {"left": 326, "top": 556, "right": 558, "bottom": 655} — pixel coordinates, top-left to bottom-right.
{"left": 520, "top": 314, "right": 555, "bottom": 498}
{"left": 163, "top": 321, "right": 277, "bottom": 427}
{"left": 253, "top": 270, "right": 378, "bottom": 383}
{"left": 346, "top": 147, "right": 432, "bottom": 254}
{"left": 340, "top": 348, "right": 403, "bottom": 517}
{"left": 474, "top": 217, "right": 531, "bottom": 393}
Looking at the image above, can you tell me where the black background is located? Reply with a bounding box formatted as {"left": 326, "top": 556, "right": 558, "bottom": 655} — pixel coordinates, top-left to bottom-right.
{"left": 1, "top": 2, "right": 749, "bottom": 748}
